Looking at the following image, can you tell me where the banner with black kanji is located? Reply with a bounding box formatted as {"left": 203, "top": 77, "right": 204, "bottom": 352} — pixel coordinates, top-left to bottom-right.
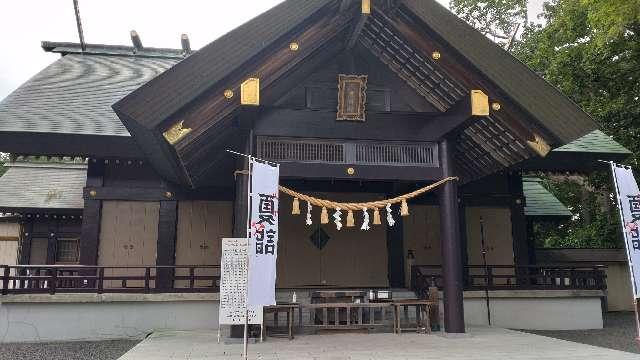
{"left": 612, "top": 163, "right": 640, "bottom": 299}
{"left": 247, "top": 160, "right": 280, "bottom": 306}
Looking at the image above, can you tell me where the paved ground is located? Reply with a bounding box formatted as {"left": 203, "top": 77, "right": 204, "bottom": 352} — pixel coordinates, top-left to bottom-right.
{"left": 527, "top": 312, "right": 639, "bottom": 354}
{"left": 0, "top": 339, "right": 139, "bottom": 360}
{"left": 118, "top": 327, "right": 638, "bottom": 360}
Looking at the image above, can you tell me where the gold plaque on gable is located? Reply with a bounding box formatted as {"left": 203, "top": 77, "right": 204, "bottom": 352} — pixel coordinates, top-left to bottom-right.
{"left": 241, "top": 78, "right": 260, "bottom": 106}
{"left": 471, "top": 90, "right": 489, "bottom": 116}
{"left": 362, "top": 0, "right": 371, "bottom": 14}
{"left": 337, "top": 74, "right": 368, "bottom": 121}
{"left": 163, "top": 120, "right": 192, "bottom": 145}
{"left": 527, "top": 133, "right": 551, "bottom": 157}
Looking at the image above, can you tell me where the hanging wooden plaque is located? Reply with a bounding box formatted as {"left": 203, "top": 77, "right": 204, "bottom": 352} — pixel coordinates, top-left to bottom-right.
{"left": 337, "top": 74, "right": 368, "bottom": 121}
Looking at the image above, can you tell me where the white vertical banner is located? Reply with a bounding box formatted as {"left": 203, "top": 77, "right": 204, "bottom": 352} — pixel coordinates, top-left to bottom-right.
{"left": 611, "top": 163, "right": 640, "bottom": 299}
{"left": 219, "top": 238, "right": 263, "bottom": 325}
{"left": 247, "top": 160, "right": 280, "bottom": 306}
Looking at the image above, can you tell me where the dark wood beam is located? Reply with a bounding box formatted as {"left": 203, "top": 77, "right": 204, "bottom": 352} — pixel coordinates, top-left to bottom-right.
{"left": 254, "top": 108, "right": 466, "bottom": 142}
{"left": 79, "top": 160, "right": 104, "bottom": 266}
{"left": 279, "top": 163, "right": 442, "bottom": 181}
{"left": 46, "top": 220, "right": 57, "bottom": 265}
{"left": 83, "top": 186, "right": 234, "bottom": 202}
{"left": 347, "top": 14, "right": 368, "bottom": 49}
{"left": 340, "top": 0, "right": 354, "bottom": 12}
{"left": 156, "top": 201, "right": 178, "bottom": 290}
{"left": 386, "top": 198, "right": 405, "bottom": 288}
{"left": 0, "top": 132, "right": 141, "bottom": 159}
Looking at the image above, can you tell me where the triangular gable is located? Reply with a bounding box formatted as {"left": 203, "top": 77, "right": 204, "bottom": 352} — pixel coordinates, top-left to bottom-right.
{"left": 402, "top": 0, "right": 596, "bottom": 143}
{"left": 112, "top": 0, "right": 599, "bottom": 186}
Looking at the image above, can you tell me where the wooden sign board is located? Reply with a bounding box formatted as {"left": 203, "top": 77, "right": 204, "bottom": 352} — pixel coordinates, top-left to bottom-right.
{"left": 219, "top": 238, "right": 263, "bottom": 325}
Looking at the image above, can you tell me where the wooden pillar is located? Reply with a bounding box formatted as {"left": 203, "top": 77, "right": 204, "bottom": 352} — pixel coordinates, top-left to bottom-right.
{"left": 79, "top": 160, "right": 105, "bottom": 266}
{"left": 459, "top": 198, "right": 470, "bottom": 287}
{"left": 386, "top": 203, "right": 405, "bottom": 288}
{"left": 156, "top": 200, "right": 178, "bottom": 289}
{"left": 46, "top": 219, "right": 58, "bottom": 265}
{"left": 508, "top": 171, "right": 530, "bottom": 286}
{"left": 18, "top": 220, "right": 33, "bottom": 265}
{"left": 438, "top": 138, "right": 465, "bottom": 333}
{"left": 232, "top": 133, "right": 253, "bottom": 238}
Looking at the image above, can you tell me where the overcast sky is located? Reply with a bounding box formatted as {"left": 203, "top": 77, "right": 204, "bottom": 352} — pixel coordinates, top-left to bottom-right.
{"left": 0, "top": 0, "right": 544, "bottom": 100}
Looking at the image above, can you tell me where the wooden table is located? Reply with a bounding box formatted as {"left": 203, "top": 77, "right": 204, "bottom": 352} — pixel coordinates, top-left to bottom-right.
{"left": 263, "top": 303, "right": 300, "bottom": 340}
{"left": 392, "top": 299, "right": 437, "bottom": 334}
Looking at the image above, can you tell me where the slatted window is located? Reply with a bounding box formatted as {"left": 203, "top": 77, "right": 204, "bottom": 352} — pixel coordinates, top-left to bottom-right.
{"left": 257, "top": 137, "right": 438, "bottom": 167}
{"left": 56, "top": 237, "right": 79, "bottom": 263}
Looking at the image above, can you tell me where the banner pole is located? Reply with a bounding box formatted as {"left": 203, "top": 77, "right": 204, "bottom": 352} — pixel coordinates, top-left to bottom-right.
{"left": 243, "top": 157, "right": 253, "bottom": 360}
{"left": 608, "top": 162, "right": 640, "bottom": 346}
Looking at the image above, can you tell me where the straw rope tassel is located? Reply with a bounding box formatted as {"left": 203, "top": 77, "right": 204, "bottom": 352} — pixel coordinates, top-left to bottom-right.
{"left": 400, "top": 199, "right": 409, "bottom": 216}
{"left": 346, "top": 210, "right": 355, "bottom": 227}
{"left": 292, "top": 197, "right": 301, "bottom": 215}
{"left": 321, "top": 207, "right": 329, "bottom": 224}
{"left": 373, "top": 208, "right": 381, "bottom": 225}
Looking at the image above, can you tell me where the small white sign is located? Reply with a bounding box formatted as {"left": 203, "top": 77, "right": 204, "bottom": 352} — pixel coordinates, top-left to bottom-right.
{"left": 219, "top": 238, "right": 262, "bottom": 325}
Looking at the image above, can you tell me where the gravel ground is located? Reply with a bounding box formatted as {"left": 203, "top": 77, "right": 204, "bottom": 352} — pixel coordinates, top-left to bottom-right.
{"left": 0, "top": 339, "right": 140, "bottom": 360}
{"left": 525, "top": 312, "right": 639, "bottom": 354}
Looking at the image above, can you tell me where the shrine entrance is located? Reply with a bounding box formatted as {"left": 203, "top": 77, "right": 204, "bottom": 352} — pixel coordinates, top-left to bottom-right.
{"left": 277, "top": 193, "right": 389, "bottom": 288}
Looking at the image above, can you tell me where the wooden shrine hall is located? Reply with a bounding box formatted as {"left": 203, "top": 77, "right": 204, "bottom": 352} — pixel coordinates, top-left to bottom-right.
{"left": 0, "top": 0, "right": 630, "bottom": 339}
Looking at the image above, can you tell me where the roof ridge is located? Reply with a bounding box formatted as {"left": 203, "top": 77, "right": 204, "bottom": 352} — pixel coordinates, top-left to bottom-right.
{"left": 42, "top": 41, "right": 189, "bottom": 59}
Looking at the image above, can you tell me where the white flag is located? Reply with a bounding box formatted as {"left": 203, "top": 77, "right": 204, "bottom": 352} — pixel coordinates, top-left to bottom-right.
{"left": 611, "top": 163, "right": 640, "bottom": 299}
{"left": 247, "top": 160, "right": 280, "bottom": 306}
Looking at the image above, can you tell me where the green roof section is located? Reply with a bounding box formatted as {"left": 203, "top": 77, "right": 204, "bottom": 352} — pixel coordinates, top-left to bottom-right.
{"left": 523, "top": 177, "right": 572, "bottom": 217}
{"left": 554, "top": 130, "right": 631, "bottom": 154}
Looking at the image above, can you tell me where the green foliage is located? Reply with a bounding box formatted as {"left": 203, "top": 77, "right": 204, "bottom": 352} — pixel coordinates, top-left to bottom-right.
{"left": 512, "top": 0, "right": 640, "bottom": 174}
{"left": 450, "top": 0, "right": 640, "bottom": 248}
{"left": 449, "top": 0, "right": 527, "bottom": 45}
{"left": 533, "top": 176, "right": 622, "bottom": 249}
{"left": 0, "top": 153, "right": 7, "bottom": 177}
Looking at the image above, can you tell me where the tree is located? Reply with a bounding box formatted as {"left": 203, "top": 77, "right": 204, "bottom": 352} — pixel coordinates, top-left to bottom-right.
{"left": 451, "top": 0, "right": 640, "bottom": 248}
{"left": 0, "top": 153, "right": 7, "bottom": 177}
{"left": 449, "top": 0, "right": 528, "bottom": 47}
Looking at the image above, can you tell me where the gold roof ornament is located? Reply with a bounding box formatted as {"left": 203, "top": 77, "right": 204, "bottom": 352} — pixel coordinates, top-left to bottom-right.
{"left": 362, "top": 0, "right": 371, "bottom": 14}
{"left": 491, "top": 102, "right": 501, "bottom": 111}
{"left": 223, "top": 89, "right": 234, "bottom": 99}
{"left": 471, "top": 90, "right": 490, "bottom": 116}
{"left": 241, "top": 77, "right": 260, "bottom": 106}
{"left": 527, "top": 133, "right": 551, "bottom": 157}
{"left": 163, "top": 120, "right": 192, "bottom": 145}
{"left": 289, "top": 42, "right": 299, "bottom": 51}
{"left": 431, "top": 51, "right": 441, "bottom": 60}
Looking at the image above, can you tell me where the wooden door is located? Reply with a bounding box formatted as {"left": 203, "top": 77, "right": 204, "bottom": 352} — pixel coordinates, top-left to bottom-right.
{"left": 175, "top": 201, "right": 232, "bottom": 287}
{"left": 277, "top": 193, "right": 388, "bottom": 288}
{"left": 98, "top": 201, "right": 159, "bottom": 288}
{"left": 465, "top": 206, "right": 514, "bottom": 286}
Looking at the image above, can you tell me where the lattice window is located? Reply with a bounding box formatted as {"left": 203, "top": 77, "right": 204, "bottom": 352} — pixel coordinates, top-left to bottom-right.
{"left": 56, "top": 237, "right": 79, "bottom": 263}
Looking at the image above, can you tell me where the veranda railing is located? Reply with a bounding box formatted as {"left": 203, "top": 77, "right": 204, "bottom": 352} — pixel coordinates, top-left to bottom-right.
{"left": 411, "top": 264, "right": 607, "bottom": 295}
{"left": 0, "top": 265, "right": 220, "bottom": 295}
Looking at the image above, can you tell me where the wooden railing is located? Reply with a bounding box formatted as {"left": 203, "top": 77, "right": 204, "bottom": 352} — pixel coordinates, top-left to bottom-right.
{"left": 411, "top": 264, "right": 607, "bottom": 295}
{"left": 0, "top": 265, "right": 220, "bottom": 295}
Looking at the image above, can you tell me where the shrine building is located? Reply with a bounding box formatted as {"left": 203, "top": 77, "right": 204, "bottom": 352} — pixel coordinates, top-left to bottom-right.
{"left": 0, "top": 0, "right": 632, "bottom": 342}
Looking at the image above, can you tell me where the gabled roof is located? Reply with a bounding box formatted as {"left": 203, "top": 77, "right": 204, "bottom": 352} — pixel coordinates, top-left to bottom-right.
{"left": 522, "top": 177, "right": 572, "bottom": 217}
{"left": 0, "top": 161, "right": 87, "bottom": 211}
{"left": 401, "top": 0, "right": 597, "bottom": 143}
{"left": 0, "top": 45, "right": 180, "bottom": 137}
{"left": 114, "top": 0, "right": 332, "bottom": 128}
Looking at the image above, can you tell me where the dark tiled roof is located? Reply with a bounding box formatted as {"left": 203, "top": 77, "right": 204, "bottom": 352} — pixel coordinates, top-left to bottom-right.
{"left": 402, "top": 0, "right": 597, "bottom": 144}
{"left": 523, "top": 177, "right": 572, "bottom": 217}
{"left": 0, "top": 52, "right": 179, "bottom": 137}
{"left": 0, "top": 162, "right": 87, "bottom": 210}
{"left": 114, "top": 0, "right": 332, "bottom": 127}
